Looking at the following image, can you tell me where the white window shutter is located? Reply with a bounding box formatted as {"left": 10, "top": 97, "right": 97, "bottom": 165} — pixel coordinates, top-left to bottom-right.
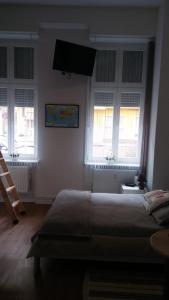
{"left": 95, "top": 92, "right": 114, "bottom": 106}
{"left": 14, "top": 47, "right": 34, "bottom": 79}
{"left": 122, "top": 51, "right": 143, "bottom": 83}
{"left": 0, "top": 47, "right": 7, "bottom": 79}
{"left": 95, "top": 50, "right": 116, "bottom": 82}
{"left": 0, "top": 88, "right": 8, "bottom": 106}
{"left": 120, "top": 93, "right": 140, "bottom": 107}
{"left": 15, "top": 88, "right": 34, "bottom": 107}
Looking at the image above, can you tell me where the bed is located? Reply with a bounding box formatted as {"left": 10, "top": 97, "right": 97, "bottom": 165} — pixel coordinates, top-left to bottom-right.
{"left": 27, "top": 189, "right": 169, "bottom": 275}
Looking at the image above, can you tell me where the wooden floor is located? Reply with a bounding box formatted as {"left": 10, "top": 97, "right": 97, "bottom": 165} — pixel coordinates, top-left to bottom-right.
{"left": 0, "top": 203, "right": 85, "bottom": 300}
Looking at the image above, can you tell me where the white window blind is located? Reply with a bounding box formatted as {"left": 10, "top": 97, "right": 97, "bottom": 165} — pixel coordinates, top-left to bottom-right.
{"left": 95, "top": 50, "right": 116, "bottom": 82}
{"left": 0, "top": 47, "right": 7, "bottom": 78}
{"left": 95, "top": 92, "right": 114, "bottom": 106}
{"left": 14, "top": 47, "right": 34, "bottom": 79}
{"left": 15, "top": 88, "right": 34, "bottom": 107}
{"left": 120, "top": 93, "right": 140, "bottom": 107}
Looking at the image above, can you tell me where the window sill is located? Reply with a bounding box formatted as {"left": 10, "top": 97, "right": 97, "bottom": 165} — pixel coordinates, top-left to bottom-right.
{"left": 85, "top": 162, "right": 140, "bottom": 171}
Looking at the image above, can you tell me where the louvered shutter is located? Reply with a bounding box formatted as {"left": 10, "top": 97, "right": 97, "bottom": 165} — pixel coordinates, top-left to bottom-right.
{"left": 14, "top": 47, "right": 34, "bottom": 79}
{"left": 95, "top": 92, "right": 114, "bottom": 106}
{"left": 95, "top": 50, "right": 116, "bottom": 82}
{"left": 120, "top": 93, "right": 140, "bottom": 107}
{"left": 15, "top": 89, "right": 34, "bottom": 107}
{"left": 0, "top": 47, "right": 7, "bottom": 79}
{"left": 122, "top": 51, "right": 143, "bottom": 83}
{"left": 0, "top": 88, "right": 8, "bottom": 106}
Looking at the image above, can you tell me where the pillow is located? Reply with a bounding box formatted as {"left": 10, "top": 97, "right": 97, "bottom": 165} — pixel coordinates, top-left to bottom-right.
{"left": 152, "top": 205, "right": 169, "bottom": 225}
{"left": 144, "top": 189, "right": 169, "bottom": 214}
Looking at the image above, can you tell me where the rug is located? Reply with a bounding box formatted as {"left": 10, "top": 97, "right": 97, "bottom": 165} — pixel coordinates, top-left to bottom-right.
{"left": 83, "top": 264, "right": 164, "bottom": 300}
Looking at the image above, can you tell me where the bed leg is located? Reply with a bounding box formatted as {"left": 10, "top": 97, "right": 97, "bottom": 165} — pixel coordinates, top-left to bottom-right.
{"left": 34, "top": 257, "right": 41, "bottom": 277}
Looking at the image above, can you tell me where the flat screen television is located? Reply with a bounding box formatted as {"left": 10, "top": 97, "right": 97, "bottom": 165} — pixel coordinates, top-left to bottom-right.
{"left": 53, "top": 39, "right": 96, "bottom": 76}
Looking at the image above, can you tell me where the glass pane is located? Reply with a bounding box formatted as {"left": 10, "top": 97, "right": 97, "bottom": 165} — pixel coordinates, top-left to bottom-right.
{"left": 14, "top": 47, "right": 34, "bottom": 79}
{"left": 118, "top": 107, "right": 140, "bottom": 159}
{"left": 93, "top": 106, "right": 113, "bottom": 158}
{"left": 96, "top": 50, "right": 116, "bottom": 82}
{"left": 0, "top": 47, "right": 7, "bottom": 78}
{"left": 122, "top": 51, "right": 143, "bottom": 83}
{"left": 0, "top": 106, "right": 8, "bottom": 153}
{"left": 14, "top": 107, "right": 34, "bottom": 155}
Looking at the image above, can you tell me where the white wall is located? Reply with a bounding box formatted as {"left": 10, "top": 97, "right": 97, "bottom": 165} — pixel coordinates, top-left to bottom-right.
{"left": 0, "top": 5, "right": 158, "bottom": 200}
{"left": 35, "top": 30, "right": 88, "bottom": 197}
{"left": 147, "top": 3, "right": 163, "bottom": 189}
{"left": 147, "top": 0, "right": 169, "bottom": 190}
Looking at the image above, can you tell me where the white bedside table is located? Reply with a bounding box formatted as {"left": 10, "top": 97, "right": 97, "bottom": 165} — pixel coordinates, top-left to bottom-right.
{"left": 121, "top": 184, "right": 145, "bottom": 194}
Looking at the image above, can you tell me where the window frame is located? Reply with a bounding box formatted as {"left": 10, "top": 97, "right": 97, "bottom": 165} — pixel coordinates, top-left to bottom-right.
{"left": 0, "top": 40, "right": 38, "bottom": 161}
{"left": 85, "top": 43, "right": 148, "bottom": 166}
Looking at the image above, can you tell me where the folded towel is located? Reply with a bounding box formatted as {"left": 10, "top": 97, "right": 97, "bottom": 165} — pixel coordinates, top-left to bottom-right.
{"left": 144, "top": 190, "right": 169, "bottom": 214}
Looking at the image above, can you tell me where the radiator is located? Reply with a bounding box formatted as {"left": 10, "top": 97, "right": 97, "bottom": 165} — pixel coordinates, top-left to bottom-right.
{"left": 8, "top": 166, "right": 31, "bottom": 193}
{"left": 92, "top": 167, "right": 137, "bottom": 193}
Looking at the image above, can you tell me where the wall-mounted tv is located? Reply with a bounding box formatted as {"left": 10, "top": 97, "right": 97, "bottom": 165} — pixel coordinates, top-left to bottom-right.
{"left": 53, "top": 39, "right": 96, "bottom": 76}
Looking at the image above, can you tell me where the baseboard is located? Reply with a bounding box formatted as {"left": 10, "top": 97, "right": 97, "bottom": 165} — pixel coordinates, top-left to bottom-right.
{"left": 0, "top": 195, "right": 53, "bottom": 205}
{"left": 21, "top": 194, "right": 53, "bottom": 204}
{"left": 35, "top": 197, "right": 53, "bottom": 204}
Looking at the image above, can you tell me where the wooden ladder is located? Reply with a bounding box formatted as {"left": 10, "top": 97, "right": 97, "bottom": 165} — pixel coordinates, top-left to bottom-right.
{"left": 0, "top": 150, "right": 25, "bottom": 223}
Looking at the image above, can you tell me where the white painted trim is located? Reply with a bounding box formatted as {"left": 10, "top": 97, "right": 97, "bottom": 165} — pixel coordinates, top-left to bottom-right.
{"left": 89, "top": 35, "right": 153, "bottom": 44}
{"left": 35, "top": 197, "right": 53, "bottom": 204}
{"left": 0, "top": 196, "right": 53, "bottom": 205}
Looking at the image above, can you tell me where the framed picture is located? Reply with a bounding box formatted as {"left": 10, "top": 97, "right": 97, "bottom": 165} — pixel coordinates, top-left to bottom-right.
{"left": 45, "top": 104, "right": 79, "bottom": 128}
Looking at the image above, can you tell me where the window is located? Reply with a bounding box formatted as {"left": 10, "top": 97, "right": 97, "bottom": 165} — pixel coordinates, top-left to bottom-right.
{"left": 0, "top": 88, "right": 8, "bottom": 154}
{"left": 0, "top": 43, "right": 37, "bottom": 160}
{"left": 85, "top": 45, "right": 147, "bottom": 165}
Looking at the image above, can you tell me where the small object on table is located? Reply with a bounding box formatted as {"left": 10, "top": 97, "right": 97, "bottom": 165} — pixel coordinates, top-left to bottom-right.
{"left": 150, "top": 229, "right": 169, "bottom": 300}
{"left": 125, "top": 183, "right": 136, "bottom": 187}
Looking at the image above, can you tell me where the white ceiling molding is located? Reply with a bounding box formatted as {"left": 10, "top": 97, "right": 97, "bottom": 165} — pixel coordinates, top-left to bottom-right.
{"left": 0, "top": 31, "right": 39, "bottom": 40}
{"left": 40, "top": 22, "right": 88, "bottom": 30}
{"left": 89, "top": 34, "right": 152, "bottom": 43}
{"left": 0, "top": 0, "right": 161, "bottom": 7}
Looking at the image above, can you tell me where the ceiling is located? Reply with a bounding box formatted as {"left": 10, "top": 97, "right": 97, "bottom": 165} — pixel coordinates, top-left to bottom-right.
{"left": 0, "top": 0, "right": 161, "bottom": 7}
